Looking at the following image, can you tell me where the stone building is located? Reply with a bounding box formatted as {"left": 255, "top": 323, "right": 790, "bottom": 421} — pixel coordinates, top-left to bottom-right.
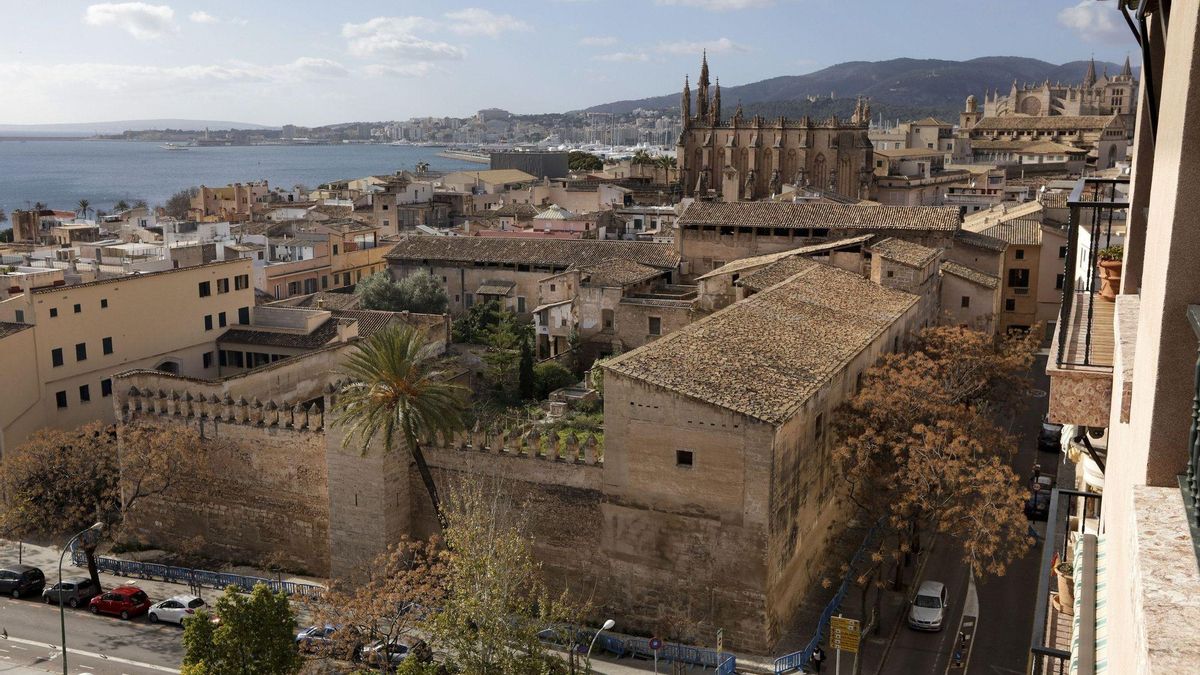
{"left": 958, "top": 104, "right": 1129, "bottom": 170}
{"left": 982, "top": 56, "right": 1137, "bottom": 129}
{"left": 677, "top": 53, "right": 873, "bottom": 201}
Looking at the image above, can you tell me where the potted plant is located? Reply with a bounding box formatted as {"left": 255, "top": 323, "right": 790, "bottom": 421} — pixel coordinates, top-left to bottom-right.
{"left": 1055, "top": 560, "right": 1075, "bottom": 614}
{"left": 1098, "top": 245, "right": 1124, "bottom": 301}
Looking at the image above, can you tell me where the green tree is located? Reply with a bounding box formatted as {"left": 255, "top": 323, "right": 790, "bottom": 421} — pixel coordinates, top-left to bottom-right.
{"left": 333, "top": 325, "right": 468, "bottom": 530}
{"left": 631, "top": 149, "right": 654, "bottom": 165}
{"left": 568, "top": 151, "right": 603, "bottom": 172}
{"left": 533, "top": 362, "right": 577, "bottom": 400}
{"left": 482, "top": 313, "right": 529, "bottom": 403}
{"left": 182, "top": 584, "right": 302, "bottom": 675}
{"left": 452, "top": 300, "right": 507, "bottom": 344}
{"left": 356, "top": 271, "right": 448, "bottom": 314}
{"left": 518, "top": 334, "right": 535, "bottom": 401}
{"left": 76, "top": 199, "right": 90, "bottom": 220}
{"left": 165, "top": 187, "right": 199, "bottom": 220}
{"left": 113, "top": 199, "right": 130, "bottom": 212}
{"left": 0, "top": 207, "right": 7, "bottom": 226}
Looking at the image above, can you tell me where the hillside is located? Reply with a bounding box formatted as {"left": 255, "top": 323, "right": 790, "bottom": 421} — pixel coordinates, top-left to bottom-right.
{"left": 582, "top": 56, "right": 1134, "bottom": 121}
{"left": 0, "top": 119, "right": 278, "bottom": 135}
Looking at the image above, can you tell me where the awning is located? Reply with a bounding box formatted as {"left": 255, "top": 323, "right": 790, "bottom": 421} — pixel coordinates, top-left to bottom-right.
{"left": 476, "top": 280, "right": 515, "bottom": 296}
{"left": 1069, "top": 533, "right": 1108, "bottom": 675}
{"left": 532, "top": 299, "right": 572, "bottom": 314}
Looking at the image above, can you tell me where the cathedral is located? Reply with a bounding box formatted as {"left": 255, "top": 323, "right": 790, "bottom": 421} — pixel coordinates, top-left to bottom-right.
{"left": 982, "top": 56, "right": 1137, "bottom": 131}
{"left": 677, "top": 53, "right": 874, "bottom": 201}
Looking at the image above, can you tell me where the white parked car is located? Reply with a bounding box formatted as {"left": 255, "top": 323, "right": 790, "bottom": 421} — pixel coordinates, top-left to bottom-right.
{"left": 148, "top": 595, "right": 207, "bottom": 625}
{"left": 907, "top": 580, "right": 948, "bottom": 631}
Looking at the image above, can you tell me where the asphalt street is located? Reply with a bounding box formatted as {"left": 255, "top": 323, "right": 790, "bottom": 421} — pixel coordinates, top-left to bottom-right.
{"left": 0, "top": 595, "right": 183, "bottom": 674}
{"left": 878, "top": 354, "right": 1054, "bottom": 675}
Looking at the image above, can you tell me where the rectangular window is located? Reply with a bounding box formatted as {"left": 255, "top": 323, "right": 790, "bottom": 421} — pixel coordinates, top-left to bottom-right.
{"left": 238, "top": 307, "right": 250, "bottom": 325}
{"left": 102, "top": 337, "right": 113, "bottom": 355}
{"left": 55, "top": 391, "right": 67, "bottom": 409}
{"left": 676, "top": 450, "right": 694, "bottom": 467}
{"left": 1014, "top": 249, "right": 1025, "bottom": 260}
{"left": 1005, "top": 298, "right": 1016, "bottom": 311}
{"left": 100, "top": 298, "right": 108, "bottom": 309}
{"left": 1056, "top": 273, "right": 1065, "bottom": 290}
{"left": 51, "top": 348, "right": 63, "bottom": 367}
{"left": 218, "top": 312, "right": 227, "bottom": 328}
{"left": 204, "top": 315, "right": 213, "bottom": 331}
{"left": 101, "top": 379, "right": 112, "bottom": 398}
{"left": 232, "top": 351, "right": 245, "bottom": 368}
{"left": 333, "top": 244, "right": 339, "bottom": 255}
{"left": 49, "top": 308, "right": 57, "bottom": 318}
{"left": 78, "top": 385, "right": 90, "bottom": 403}
{"left": 73, "top": 303, "right": 81, "bottom": 314}
{"left": 216, "top": 278, "right": 229, "bottom": 294}
{"left": 321, "top": 275, "right": 329, "bottom": 290}
{"left": 1059, "top": 246, "right": 1068, "bottom": 259}
{"left": 550, "top": 284, "right": 556, "bottom": 292}
{"left": 465, "top": 293, "right": 474, "bottom": 308}
{"left": 961, "top": 296, "right": 970, "bottom": 308}
{"left": 517, "top": 297, "right": 526, "bottom": 313}
{"left": 219, "top": 350, "right": 228, "bottom": 367}
{"left": 14, "top": 309, "right": 23, "bottom": 323}
{"left": 203, "top": 352, "right": 213, "bottom": 369}
{"left": 198, "top": 281, "right": 211, "bottom": 297}
{"left": 815, "top": 413, "right": 824, "bottom": 441}
{"left": 75, "top": 343, "right": 87, "bottom": 361}
{"left": 648, "top": 317, "right": 662, "bottom": 336}
{"left": 1007, "top": 268, "right": 1030, "bottom": 288}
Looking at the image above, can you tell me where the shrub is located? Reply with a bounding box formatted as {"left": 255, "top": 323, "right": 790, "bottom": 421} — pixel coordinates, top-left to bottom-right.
{"left": 533, "top": 362, "right": 577, "bottom": 400}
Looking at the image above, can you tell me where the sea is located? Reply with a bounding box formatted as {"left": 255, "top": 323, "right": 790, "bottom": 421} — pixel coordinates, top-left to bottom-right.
{"left": 0, "top": 140, "right": 484, "bottom": 218}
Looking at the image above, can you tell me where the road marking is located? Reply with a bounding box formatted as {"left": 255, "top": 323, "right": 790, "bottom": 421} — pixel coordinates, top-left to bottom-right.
{"left": 944, "top": 573, "right": 979, "bottom": 675}
{"left": 0, "top": 636, "right": 179, "bottom": 673}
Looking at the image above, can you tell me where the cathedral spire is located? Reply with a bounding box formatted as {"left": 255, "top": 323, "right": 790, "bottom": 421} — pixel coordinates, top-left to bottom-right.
{"left": 1084, "top": 55, "right": 1097, "bottom": 88}
{"left": 697, "top": 50, "right": 710, "bottom": 120}
{"left": 681, "top": 75, "right": 691, "bottom": 129}
{"left": 711, "top": 77, "right": 722, "bottom": 125}
{"left": 1121, "top": 54, "right": 1133, "bottom": 80}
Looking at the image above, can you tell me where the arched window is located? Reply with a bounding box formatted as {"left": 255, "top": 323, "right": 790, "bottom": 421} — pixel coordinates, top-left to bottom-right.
{"left": 812, "top": 153, "right": 827, "bottom": 188}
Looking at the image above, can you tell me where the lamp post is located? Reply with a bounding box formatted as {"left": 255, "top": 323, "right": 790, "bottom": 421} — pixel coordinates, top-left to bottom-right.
{"left": 585, "top": 618, "right": 616, "bottom": 673}
{"left": 59, "top": 522, "right": 103, "bottom": 675}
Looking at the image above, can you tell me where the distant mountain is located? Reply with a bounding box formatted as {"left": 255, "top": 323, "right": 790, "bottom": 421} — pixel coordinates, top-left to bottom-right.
{"left": 582, "top": 57, "right": 1135, "bottom": 121}
{"left": 0, "top": 119, "right": 278, "bottom": 135}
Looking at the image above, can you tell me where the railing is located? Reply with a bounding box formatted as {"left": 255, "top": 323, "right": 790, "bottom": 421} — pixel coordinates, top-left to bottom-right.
{"left": 594, "top": 633, "right": 735, "bottom": 673}
{"left": 1028, "top": 488, "right": 1103, "bottom": 675}
{"left": 1181, "top": 306, "right": 1200, "bottom": 560}
{"left": 1055, "top": 177, "right": 1129, "bottom": 368}
{"left": 71, "top": 548, "right": 324, "bottom": 598}
{"left": 774, "top": 524, "right": 880, "bottom": 674}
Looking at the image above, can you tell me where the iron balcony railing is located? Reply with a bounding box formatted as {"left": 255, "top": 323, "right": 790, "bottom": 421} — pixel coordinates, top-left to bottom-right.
{"left": 1181, "top": 306, "right": 1200, "bottom": 560}
{"left": 1054, "top": 177, "right": 1130, "bottom": 368}
{"left": 1028, "top": 488, "right": 1103, "bottom": 675}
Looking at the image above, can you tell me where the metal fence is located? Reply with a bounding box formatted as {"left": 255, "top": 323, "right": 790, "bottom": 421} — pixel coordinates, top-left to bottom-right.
{"left": 594, "top": 634, "right": 736, "bottom": 674}
{"left": 70, "top": 548, "right": 324, "bottom": 598}
{"left": 774, "top": 524, "right": 880, "bottom": 674}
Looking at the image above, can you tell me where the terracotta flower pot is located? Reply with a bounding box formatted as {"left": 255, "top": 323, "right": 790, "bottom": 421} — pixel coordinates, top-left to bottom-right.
{"left": 1098, "top": 259, "right": 1122, "bottom": 301}
{"left": 1055, "top": 565, "right": 1075, "bottom": 615}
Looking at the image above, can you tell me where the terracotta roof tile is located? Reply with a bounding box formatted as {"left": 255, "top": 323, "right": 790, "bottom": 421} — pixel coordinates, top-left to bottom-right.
{"left": 384, "top": 236, "right": 679, "bottom": 270}
{"left": 577, "top": 258, "right": 665, "bottom": 287}
{"left": 696, "top": 235, "right": 873, "bottom": 280}
{"left": 869, "top": 237, "right": 941, "bottom": 269}
{"left": 972, "top": 114, "right": 1121, "bottom": 132}
{"left": 604, "top": 263, "right": 918, "bottom": 424}
{"left": 979, "top": 216, "right": 1043, "bottom": 246}
{"left": 678, "top": 202, "right": 959, "bottom": 232}
{"left": 0, "top": 322, "right": 32, "bottom": 339}
{"left": 954, "top": 230, "right": 1008, "bottom": 253}
{"left": 940, "top": 261, "right": 1000, "bottom": 289}
{"left": 736, "top": 257, "right": 821, "bottom": 293}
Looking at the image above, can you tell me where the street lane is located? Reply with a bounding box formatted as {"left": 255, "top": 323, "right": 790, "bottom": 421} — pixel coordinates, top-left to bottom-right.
{"left": 0, "top": 595, "right": 183, "bottom": 674}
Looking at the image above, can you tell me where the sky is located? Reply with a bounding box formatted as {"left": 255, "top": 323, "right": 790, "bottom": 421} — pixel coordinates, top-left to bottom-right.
{"left": 0, "top": 0, "right": 1140, "bottom": 126}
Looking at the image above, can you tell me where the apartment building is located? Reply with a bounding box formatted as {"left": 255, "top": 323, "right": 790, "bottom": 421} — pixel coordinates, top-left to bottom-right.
{"left": 0, "top": 259, "right": 255, "bottom": 456}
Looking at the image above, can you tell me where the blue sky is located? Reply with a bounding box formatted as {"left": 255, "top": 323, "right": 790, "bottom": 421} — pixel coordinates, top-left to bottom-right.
{"left": 0, "top": 0, "right": 1139, "bottom": 126}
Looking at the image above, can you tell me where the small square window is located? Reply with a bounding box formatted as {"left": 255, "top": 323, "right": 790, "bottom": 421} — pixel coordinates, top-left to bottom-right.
{"left": 100, "top": 298, "right": 108, "bottom": 309}
{"left": 1014, "top": 249, "right": 1025, "bottom": 260}
{"left": 14, "top": 309, "right": 23, "bottom": 323}
{"left": 73, "top": 304, "right": 81, "bottom": 314}
{"left": 49, "top": 308, "right": 58, "bottom": 318}
{"left": 101, "top": 379, "right": 112, "bottom": 397}
{"left": 1005, "top": 298, "right": 1016, "bottom": 311}
{"left": 961, "top": 296, "right": 970, "bottom": 308}
{"left": 55, "top": 391, "right": 67, "bottom": 409}
{"left": 886, "top": 270, "right": 895, "bottom": 278}
{"left": 648, "top": 317, "right": 662, "bottom": 336}
{"left": 1058, "top": 246, "right": 1068, "bottom": 259}
{"left": 238, "top": 307, "right": 250, "bottom": 325}
{"left": 198, "top": 281, "right": 211, "bottom": 297}
{"left": 676, "top": 450, "right": 694, "bottom": 467}
{"left": 78, "top": 384, "right": 90, "bottom": 403}
{"left": 217, "top": 278, "right": 229, "bottom": 294}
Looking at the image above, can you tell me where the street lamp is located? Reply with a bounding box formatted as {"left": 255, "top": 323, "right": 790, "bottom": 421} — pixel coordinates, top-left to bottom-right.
{"left": 585, "top": 619, "right": 616, "bottom": 672}
{"left": 59, "top": 522, "right": 103, "bottom": 675}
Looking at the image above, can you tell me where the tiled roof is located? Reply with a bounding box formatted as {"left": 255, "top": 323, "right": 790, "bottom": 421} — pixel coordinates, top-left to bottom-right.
{"left": 384, "top": 236, "right": 679, "bottom": 270}
{"left": 268, "top": 292, "right": 361, "bottom": 311}
{"left": 869, "top": 237, "right": 941, "bottom": 268}
{"left": 954, "top": 229, "right": 1009, "bottom": 252}
{"left": 978, "top": 216, "right": 1043, "bottom": 246}
{"left": 604, "top": 262, "right": 918, "bottom": 424}
{"left": 940, "top": 261, "right": 1000, "bottom": 289}
{"left": 972, "top": 114, "right": 1121, "bottom": 132}
{"left": 696, "top": 235, "right": 873, "bottom": 281}
{"left": 219, "top": 318, "right": 342, "bottom": 349}
{"left": 678, "top": 202, "right": 960, "bottom": 232}
{"left": 1040, "top": 191, "right": 1070, "bottom": 209}
{"left": 873, "top": 147, "right": 946, "bottom": 158}
{"left": 971, "top": 140, "right": 1088, "bottom": 154}
{"left": 477, "top": 280, "right": 516, "bottom": 296}
{"left": 483, "top": 203, "right": 539, "bottom": 219}
{"left": 577, "top": 258, "right": 665, "bottom": 287}
{"left": 912, "top": 117, "right": 951, "bottom": 126}
{"left": 331, "top": 309, "right": 412, "bottom": 338}
{"left": 442, "top": 169, "right": 537, "bottom": 185}
{"left": 0, "top": 322, "right": 32, "bottom": 339}
{"left": 736, "top": 257, "right": 821, "bottom": 293}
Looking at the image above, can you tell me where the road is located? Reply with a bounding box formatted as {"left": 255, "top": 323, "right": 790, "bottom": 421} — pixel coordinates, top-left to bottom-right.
{"left": 0, "top": 595, "right": 183, "bottom": 674}
{"left": 880, "top": 354, "right": 1054, "bottom": 675}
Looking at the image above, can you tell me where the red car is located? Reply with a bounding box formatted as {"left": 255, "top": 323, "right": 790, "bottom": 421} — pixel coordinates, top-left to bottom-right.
{"left": 88, "top": 586, "right": 151, "bottom": 620}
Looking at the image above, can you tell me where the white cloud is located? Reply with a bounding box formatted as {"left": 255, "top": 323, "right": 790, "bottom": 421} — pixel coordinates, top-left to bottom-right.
{"left": 189, "top": 10, "right": 217, "bottom": 24}
{"left": 341, "top": 16, "right": 466, "bottom": 61}
{"left": 443, "top": 8, "right": 530, "bottom": 37}
{"left": 84, "top": 2, "right": 177, "bottom": 40}
{"left": 596, "top": 51, "right": 649, "bottom": 63}
{"left": 580, "top": 35, "right": 618, "bottom": 47}
{"left": 0, "top": 57, "right": 347, "bottom": 94}
{"left": 364, "top": 62, "right": 437, "bottom": 78}
{"left": 655, "top": 0, "right": 773, "bottom": 10}
{"left": 656, "top": 37, "right": 747, "bottom": 55}
{"left": 1058, "top": 0, "right": 1126, "bottom": 43}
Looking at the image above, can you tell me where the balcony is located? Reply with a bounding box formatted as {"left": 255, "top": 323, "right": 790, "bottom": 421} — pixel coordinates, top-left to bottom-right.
{"left": 1045, "top": 177, "right": 1127, "bottom": 428}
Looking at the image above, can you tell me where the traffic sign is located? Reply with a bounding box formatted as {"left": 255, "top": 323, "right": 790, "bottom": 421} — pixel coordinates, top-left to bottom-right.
{"left": 830, "top": 616, "right": 861, "bottom": 654}
{"left": 649, "top": 637, "right": 663, "bottom": 651}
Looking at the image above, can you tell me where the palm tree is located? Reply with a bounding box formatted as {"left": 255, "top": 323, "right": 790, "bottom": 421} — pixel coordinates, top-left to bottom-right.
{"left": 77, "top": 199, "right": 90, "bottom": 220}
{"left": 332, "top": 325, "right": 467, "bottom": 530}
{"left": 33, "top": 201, "right": 45, "bottom": 211}
{"left": 0, "top": 208, "right": 7, "bottom": 226}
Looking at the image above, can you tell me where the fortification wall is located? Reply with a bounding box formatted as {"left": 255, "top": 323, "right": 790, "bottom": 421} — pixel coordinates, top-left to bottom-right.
{"left": 118, "top": 389, "right": 330, "bottom": 575}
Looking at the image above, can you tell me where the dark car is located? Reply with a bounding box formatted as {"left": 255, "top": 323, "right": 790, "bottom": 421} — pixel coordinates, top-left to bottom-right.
{"left": 0, "top": 565, "right": 45, "bottom": 599}
{"left": 296, "top": 625, "right": 362, "bottom": 659}
{"left": 1038, "top": 416, "right": 1063, "bottom": 452}
{"left": 1025, "top": 484, "right": 1052, "bottom": 521}
{"left": 42, "top": 576, "right": 99, "bottom": 608}
{"left": 88, "top": 586, "right": 151, "bottom": 620}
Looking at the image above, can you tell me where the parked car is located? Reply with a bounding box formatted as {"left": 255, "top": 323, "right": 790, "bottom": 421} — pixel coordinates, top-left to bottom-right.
{"left": 296, "top": 625, "right": 362, "bottom": 659}
{"left": 0, "top": 565, "right": 45, "bottom": 599}
{"left": 41, "top": 576, "right": 98, "bottom": 608}
{"left": 148, "top": 595, "right": 206, "bottom": 625}
{"left": 1038, "top": 416, "right": 1063, "bottom": 452}
{"left": 361, "top": 639, "right": 410, "bottom": 668}
{"left": 88, "top": 586, "right": 151, "bottom": 620}
{"left": 907, "top": 580, "right": 948, "bottom": 631}
{"left": 1025, "top": 487, "right": 1052, "bottom": 521}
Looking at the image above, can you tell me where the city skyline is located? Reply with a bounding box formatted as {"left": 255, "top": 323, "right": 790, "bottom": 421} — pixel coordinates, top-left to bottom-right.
{"left": 0, "top": 0, "right": 1137, "bottom": 126}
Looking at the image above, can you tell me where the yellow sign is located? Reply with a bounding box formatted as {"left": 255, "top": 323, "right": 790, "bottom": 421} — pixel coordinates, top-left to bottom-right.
{"left": 830, "top": 616, "right": 861, "bottom": 654}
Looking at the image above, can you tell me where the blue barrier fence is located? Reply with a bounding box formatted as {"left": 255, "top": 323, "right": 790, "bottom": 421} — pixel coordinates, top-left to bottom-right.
{"left": 595, "top": 633, "right": 736, "bottom": 674}
{"left": 70, "top": 548, "right": 324, "bottom": 598}
{"left": 774, "top": 524, "right": 881, "bottom": 674}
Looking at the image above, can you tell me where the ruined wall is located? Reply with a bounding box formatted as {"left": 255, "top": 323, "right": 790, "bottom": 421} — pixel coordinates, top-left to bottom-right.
{"left": 117, "top": 390, "right": 330, "bottom": 575}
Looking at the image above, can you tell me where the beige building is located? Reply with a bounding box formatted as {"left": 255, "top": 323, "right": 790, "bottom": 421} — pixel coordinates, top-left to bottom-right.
{"left": 958, "top": 110, "right": 1129, "bottom": 170}
{"left": 190, "top": 181, "right": 270, "bottom": 222}
{"left": 983, "top": 56, "right": 1137, "bottom": 129}
{"left": 1034, "top": 3, "right": 1200, "bottom": 673}
{"left": 0, "top": 259, "right": 256, "bottom": 456}
{"left": 438, "top": 169, "right": 537, "bottom": 195}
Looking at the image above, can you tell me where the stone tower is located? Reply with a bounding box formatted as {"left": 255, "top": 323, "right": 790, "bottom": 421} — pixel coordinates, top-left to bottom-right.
{"left": 711, "top": 78, "right": 722, "bottom": 125}
{"left": 960, "top": 94, "right": 981, "bottom": 129}
{"left": 697, "top": 50, "right": 710, "bottom": 120}
{"left": 681, "top": 75, "right": 691, "bottom": 131}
